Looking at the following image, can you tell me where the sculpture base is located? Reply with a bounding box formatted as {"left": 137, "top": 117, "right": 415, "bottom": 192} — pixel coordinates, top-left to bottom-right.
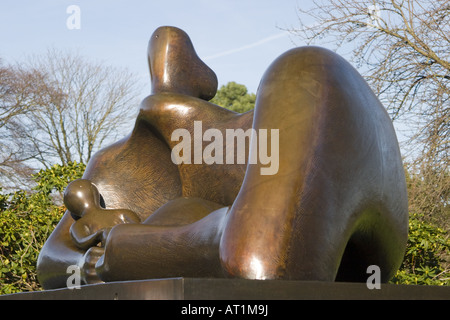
{"left": 1, "top": 278, "right": 449, "bottom": 300}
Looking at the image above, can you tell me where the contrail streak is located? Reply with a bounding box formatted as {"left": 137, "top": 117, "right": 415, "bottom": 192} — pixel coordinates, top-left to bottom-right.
{"left": 203, "top": 31, "right": 290, "bottom": 61}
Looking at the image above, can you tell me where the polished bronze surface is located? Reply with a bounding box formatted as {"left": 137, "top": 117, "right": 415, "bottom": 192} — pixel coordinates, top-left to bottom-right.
{"left": 65, "top": 179, "right": 141, "bottom": 250}
{"left": 148, "top": 26, "right": 218, "bottom": 100}
{"left": 37, "top": 26, "right": 408, "bottom": 289}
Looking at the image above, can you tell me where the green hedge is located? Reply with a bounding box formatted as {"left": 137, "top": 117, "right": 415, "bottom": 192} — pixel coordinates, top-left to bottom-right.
{"left": 0, "top": 162, "right": 85, "bottom": 294}
{"left": 391, "top": 213, "right": 450, "bottom": 285}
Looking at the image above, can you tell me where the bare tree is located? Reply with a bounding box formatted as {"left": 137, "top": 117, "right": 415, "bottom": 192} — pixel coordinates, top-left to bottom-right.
{"left": 291, "top": 0, "right": 449, "bottom": 225}
{"left": 0, "top": 60, "right": 42, "bottom": 185}
{"left": 0, "top": 50, "right": 142, "bottom": 187}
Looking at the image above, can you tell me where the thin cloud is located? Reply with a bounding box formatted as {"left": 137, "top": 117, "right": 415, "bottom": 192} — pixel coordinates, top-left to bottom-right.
{"left": 204, "top": 31, "right": 290, "bottom": 61}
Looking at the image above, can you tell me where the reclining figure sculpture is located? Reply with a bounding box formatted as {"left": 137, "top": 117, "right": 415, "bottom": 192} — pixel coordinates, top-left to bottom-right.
{"left": 37, "top": 26, "right": 408, "bottom": 289}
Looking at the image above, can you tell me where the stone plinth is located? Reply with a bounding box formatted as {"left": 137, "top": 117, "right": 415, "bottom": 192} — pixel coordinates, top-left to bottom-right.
{"left": 1, "top": 278, "right": 449, "bottom": 300}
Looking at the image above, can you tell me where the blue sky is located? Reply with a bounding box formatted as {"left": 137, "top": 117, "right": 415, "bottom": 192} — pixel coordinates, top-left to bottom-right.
{"left": 0, "top": 1, "right": 413, "bottom": 157}
{"left": 0, "top": 0, "right": 310, "bottom": 96}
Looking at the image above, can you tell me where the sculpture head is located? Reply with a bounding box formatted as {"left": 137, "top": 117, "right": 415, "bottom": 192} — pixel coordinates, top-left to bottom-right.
{"left": 147, "top": 26, "right": 218, "bottom": 100}
{"left": 64, "top": 179, "right": 101, "bottom": 219}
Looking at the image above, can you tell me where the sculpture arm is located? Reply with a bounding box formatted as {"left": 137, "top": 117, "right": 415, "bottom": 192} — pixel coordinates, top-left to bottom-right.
{"left": 36, "top": 212, "right": 89, "bottom": 289}
{"left": 95, "top": 207, "right": 229, "bottom": 282}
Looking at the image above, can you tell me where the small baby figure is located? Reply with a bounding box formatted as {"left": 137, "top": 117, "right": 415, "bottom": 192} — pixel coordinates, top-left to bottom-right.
{"left": 64, "top": 179, "right": 141, "bottom": 250}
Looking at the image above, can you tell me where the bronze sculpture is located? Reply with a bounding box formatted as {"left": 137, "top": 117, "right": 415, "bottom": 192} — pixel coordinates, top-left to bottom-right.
{"left": 37, "top": 26, "right": 408, "bottom": 289}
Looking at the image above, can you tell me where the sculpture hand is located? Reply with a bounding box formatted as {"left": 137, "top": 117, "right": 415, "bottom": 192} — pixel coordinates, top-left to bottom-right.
{"left": 78, "top": 246, "right": 105, "bottom": 284}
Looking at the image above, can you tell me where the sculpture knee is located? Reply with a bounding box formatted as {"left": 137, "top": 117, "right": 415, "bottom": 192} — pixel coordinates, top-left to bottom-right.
{"left": 220, "top": 45, "right": 408, "bottom": 282}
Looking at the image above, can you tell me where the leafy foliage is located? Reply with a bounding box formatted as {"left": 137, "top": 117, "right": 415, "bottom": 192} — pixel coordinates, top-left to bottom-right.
{"left": 34, "top": 161, "right": 86, "bottom": 196}
{"left": 405, "top": 163, "right": 449, "bottom": 232}
{"left": 211, "top": 81, "right": 255, "bottom": 113}
{"left": 0, "top": 162, "right": 85, "bottom": 294}
{"left": 391, "top": 213, "right": 450, "bottom": 286}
